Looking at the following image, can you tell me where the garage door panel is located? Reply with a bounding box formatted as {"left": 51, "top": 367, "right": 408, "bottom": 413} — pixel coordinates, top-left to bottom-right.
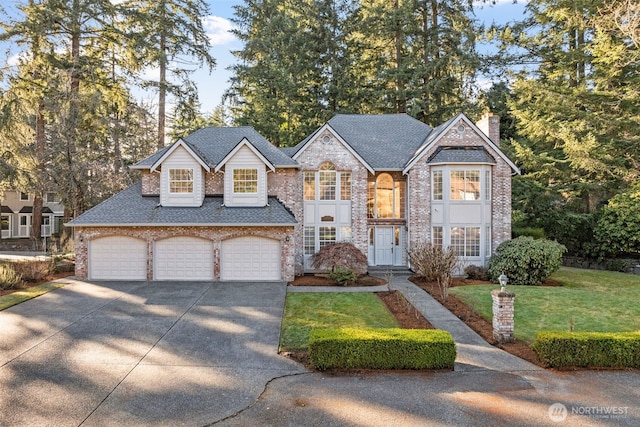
{"left": 221, "top": 237, "right": 281, "bottom": 281}
{"left": 90, "top": 236, "right": 147, "bottom": 280}
{"left": 155, "top": 237, "right": 213, "bottom": 281}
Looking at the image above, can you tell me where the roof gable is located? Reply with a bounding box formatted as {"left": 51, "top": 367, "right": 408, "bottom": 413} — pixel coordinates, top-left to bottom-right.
{"left": 132, "top": 127, "right": 298, "bottom": 171}
{"left": 149, "top": 139, "right": 210, "bottom": 173}
{"left": 403, "top": 113, "right": 520, "bottom": 174}
{"left": 215, "top": 138, "right": 276, "bottom": 173}
{"left": 291, "top": 124, "right": 375, "bottom": 173}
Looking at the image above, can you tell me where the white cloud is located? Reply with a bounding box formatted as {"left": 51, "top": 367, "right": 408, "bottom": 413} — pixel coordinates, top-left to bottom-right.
{"left": 203, "top": 15, "right": 236, "bottom": 46}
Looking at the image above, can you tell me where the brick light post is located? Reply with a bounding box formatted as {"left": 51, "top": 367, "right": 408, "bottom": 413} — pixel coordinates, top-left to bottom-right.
{"left": 492, "top": 273, "right": 515, "bottom": 343}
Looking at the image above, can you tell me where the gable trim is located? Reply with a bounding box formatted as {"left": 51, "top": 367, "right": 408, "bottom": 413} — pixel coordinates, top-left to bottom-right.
{"left": 215, "top": 138, "right": 275, "bottom": 173}
{"left": 291, "top": 124, "right": 375, "bottom": 174}
{"left": 150, "top": 139, "right": 210, "bottom": 173}
{"left": 402, "top": 114, "right": 520, "bottom": 175}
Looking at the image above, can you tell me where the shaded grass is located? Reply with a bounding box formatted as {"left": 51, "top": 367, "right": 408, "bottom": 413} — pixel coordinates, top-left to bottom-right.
{"left": 0, "top": 281, "right": 68, "bottom": 311}
{"left": 280, "top": 292, "right": 399, "bottom": 351}
{"left": 449, "top": 267, "right": 640, "bottom": 343}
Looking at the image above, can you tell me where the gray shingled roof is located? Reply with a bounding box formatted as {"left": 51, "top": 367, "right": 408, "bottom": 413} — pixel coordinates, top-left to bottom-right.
{"left": 67, "top": 182, "right": 297, "bottom": 227}
{"left": 428, "top": 147, "right": 496, "bottom": 164}
{"left": 326, "top": 114, "right": 433, "bottom": 169}
{"left": 134, "top": 127, "right": 298, "bottom": 169}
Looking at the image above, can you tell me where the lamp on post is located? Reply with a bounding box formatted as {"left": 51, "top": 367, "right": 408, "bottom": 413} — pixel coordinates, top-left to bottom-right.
{"left": 498, "top": 273, "right": 508, "bottom": 292}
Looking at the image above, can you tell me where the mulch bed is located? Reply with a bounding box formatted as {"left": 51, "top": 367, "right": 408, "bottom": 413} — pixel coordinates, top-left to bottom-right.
{"left": 287, "top": 273, "right": 544, "bottom": 368}
{"left": 410, "top": 276, "right": 543, "bottom": 367}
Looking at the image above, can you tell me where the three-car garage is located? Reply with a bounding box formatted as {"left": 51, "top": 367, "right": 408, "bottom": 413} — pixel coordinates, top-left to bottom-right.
{"left": 87, "top": 235, "right": 283, "bottom": 281}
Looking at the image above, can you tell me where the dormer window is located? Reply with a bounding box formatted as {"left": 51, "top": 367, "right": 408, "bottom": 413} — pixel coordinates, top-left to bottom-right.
{"left": 233, "top": 168, "right": 258, "bottom": 193}
{"left": 169, "top": 169, "right": 194, "bottom": 193}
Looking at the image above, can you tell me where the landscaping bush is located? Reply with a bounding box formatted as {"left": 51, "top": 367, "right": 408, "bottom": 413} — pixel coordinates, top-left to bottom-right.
{"left": 0, "top": 264, "right": 22, "bottom": 290}
{"left": 11, "top": 260, "right": 54, "bottom": 283}
{"left": 512, "top": 226, "right": 545, "bottom": 239}
{"left": 309, "top": 328, "right": 456, "bottom": 370}
{"left": 464, "top": 265, "right": 489, "bottom": 281}
{"left": 408, "top": 241, "right": 458, "bottom": 299}
{"left": 593, "top": 184, "right": 640, "bottom": 258}
{"left": 328, "top": 265, "right": 357, "bottom": 285}
{"left": 488, "top": 236, "right": 566, "bottom": 286}
{"left": 311, "top": 242, "right": 368, "bottom": 275}
{"left": 532, "top": 331, "right": 640, "bottom": 368}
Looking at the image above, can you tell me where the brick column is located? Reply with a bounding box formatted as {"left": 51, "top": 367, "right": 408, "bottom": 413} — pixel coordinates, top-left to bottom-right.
{"left": 492, "top": 290, "right": 515, "bottom": 343}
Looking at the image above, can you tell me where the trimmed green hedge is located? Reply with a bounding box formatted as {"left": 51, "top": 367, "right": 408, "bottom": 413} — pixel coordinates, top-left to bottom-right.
{"left": 309, "top": 328, "right": 456, "bottom": 370}
{"left": 533, "top": 331, "right": 640, "bottom": 368}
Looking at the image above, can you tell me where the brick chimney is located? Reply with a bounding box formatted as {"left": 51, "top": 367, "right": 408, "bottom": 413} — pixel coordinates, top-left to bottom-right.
{"left": 476, "top": 112, "right": 500, "bottom": 146}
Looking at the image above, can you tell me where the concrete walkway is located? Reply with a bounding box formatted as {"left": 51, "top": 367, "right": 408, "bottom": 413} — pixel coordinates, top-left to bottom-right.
{"left": 290, "top": 270, "right": 542, "bottom": 373}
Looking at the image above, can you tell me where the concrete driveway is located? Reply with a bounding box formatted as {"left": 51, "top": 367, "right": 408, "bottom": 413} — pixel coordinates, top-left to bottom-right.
{"left": 0, "top": 279, "right": 305, "bottom": 426}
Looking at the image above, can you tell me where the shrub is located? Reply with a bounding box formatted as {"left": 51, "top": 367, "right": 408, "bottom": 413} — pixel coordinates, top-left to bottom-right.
{"left": 11, "top": 260, "right": 54, "bottom": 283}
{"left": 532, "top": 331, "right": 640, "bottom": 368}
{"left": 311, "top": 242, "right": 368, "bottom": 275}
{"left": 309, "top": 328, "right": 456, "bottom": 370}
{"left": 328, "top": 266, "right": 357, "bottom": 285}
{"left": 488, "top": 236, "right": 566, "bottom": 286}
{"left": 408, "top": 241, "right": 458, "bottom": 299}
{"left": 464, "top": 265, "right": 489, "bottom": 281}
{"left": 512, "top": 227, "right": 545, "bottom": 239}
{"left": 0, "top": 264, "right": 23, "bottom": 290}
{"left": 593, "top": 185, "right": 640, "bottom": 258}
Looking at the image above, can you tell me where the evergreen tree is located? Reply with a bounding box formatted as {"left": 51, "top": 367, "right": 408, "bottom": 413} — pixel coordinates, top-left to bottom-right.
{"left": 120, "top": 0, "right": 216, "bottom": 149}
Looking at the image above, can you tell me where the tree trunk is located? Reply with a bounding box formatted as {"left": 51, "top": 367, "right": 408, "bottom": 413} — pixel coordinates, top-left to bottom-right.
{"left": 158, "top": 31, "right": 167, "bottom": 149}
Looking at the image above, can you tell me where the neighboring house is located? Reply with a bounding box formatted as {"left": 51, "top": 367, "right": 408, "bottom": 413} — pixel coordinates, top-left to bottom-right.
{"left": 67, "top": 112, "right": 519, "bottom": 281}
{"left": 0, "top": 190, "right": 64, "bottom": 239}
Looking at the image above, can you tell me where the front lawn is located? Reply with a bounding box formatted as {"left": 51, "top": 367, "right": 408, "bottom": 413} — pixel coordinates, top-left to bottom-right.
{"left": 280, "top": 292, "right": 399, "bottom": 351}
{"left": 449, "top": 267, "right": 640, "bottom": 343}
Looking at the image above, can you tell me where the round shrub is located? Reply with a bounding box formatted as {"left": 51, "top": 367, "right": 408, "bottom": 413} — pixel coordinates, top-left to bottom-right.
{"left": 488, "top": 236, "right": 566, "bottom": 286}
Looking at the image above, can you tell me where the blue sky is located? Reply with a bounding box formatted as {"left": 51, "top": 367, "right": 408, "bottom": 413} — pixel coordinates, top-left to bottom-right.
{"left": 1, "top": 0, "right": 528, "bottom": 115}
{"left": 199, "top": 0, "right": 528, "bottom": 113}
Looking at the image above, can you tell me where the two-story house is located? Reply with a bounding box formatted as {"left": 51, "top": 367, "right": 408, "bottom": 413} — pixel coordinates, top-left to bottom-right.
{"left": 1, "top": 191, "right": 64, "bottom": 239}
{"left": 67, "top": 113, "right": 519, "bottom": 281}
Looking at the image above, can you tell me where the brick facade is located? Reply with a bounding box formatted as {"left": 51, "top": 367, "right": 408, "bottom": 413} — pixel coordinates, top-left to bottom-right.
{"left": 406, "top": 118, "right": 512, "bottom": 258}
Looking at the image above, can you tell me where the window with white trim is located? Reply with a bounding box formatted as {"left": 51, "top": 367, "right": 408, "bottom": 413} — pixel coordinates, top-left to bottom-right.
{"left": 20, "top": 192, "right": 29, "bottom": 201}
{"left": 432, "top": 226, "right": 443, "bottom": 247}
{"left": 450, "top": 170, "right": 480, "bottom": 200}
{"left": 319, "top": 164, "right": 336, "bottom": 200}
{"left": 433, "top": 170, "right": 443, "bottom": 200}
{"left": 304, "top": 163, "right": 351, "bottom": 201}
{"left": 319, "top": 226, "right": 336, "bottom": 249}
{"left": 367, "top": 173, "right": 405, "bottom": 218}
{"left": 304, "top": 227, "right": 316, "bottom": 255}
{"left": 451, "top": 226, "right": 480, "bottom": 257}
{"left": 169, "top": 169, "right": 194, "bottom": 193}
{"left": 233, "top": 168, "right": 258, "bottom": 193}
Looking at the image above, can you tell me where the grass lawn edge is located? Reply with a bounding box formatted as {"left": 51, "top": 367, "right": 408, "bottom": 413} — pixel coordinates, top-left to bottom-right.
{"left": 0, "top": 281, "right": 69, "bottom": 311}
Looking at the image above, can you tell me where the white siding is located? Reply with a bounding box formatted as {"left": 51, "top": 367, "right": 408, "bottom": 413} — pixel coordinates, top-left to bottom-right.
{"left": 224, "top": 146, "right": 267, "bottom": 207}
{"left": 159, "top": 146, "right": 204, "bottom": 207}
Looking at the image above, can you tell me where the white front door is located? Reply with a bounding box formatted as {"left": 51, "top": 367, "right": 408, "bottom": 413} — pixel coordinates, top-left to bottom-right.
{"left": 18, "top": 214, "right": 31, "bottom": 237}
{"left": 1, "top": 215, "right": 10, "bottom": 239}
{"left": 374, "top": 227, "right": 394, "bottom": 265}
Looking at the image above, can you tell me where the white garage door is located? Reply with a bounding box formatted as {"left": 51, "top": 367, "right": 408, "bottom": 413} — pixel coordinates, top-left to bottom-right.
{"left": 155, "top": 236, "right": 213, "bottom": 280}
{"left": 90, "top": 236, "right": 147, "bottom": 280}
{"left": 221, "top": 236, "right": 281, "bottom": 281}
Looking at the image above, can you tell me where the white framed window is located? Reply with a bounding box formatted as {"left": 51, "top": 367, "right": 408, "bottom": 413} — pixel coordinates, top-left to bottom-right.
{"left": 451, "top": 226, "right": 480, "bottom": 257}
{"left": 319, "top": 164, "right": 336, "bottom": 200}
{"left": 433, "top": 170, "right": 443, "bottom": 200}
{"left": 233, "top": 168, "right": 258, "bottom": 193}
{"left": 304, "top": 171, "right": 315, "bottom": 200}
{"left": 304, "top": 164, "right": 351, "bottom": 201}
{"left": 367, "top": 173, "right": 405, "bottom": 218}
{"left": 432, "top": 226, "right": 443, "bottom": 247}
{"left": 486, "top": 226, "right": 492, "bottom": 257}
{"left": 20, "top": 192, "right": 29, "bottom": 201}
{"left": 169, "top": 169, "right": 194, "bottom": 193}
{"left": 304, "top": 227, "right": 316, "bottom": 255}
{"left": 485, "top": 170, "right": 491, "bottom": 201}
{"left": 450, "top": 170, "right": 480, "bottom": 200}
{"left": 319, "top": 226, "right": 336, "bottom": 249}
{"left": 340, "top": 226, "right": 352, "bottom": 242}
{"left": 46, "top": 192, "right": 58, "bottom": 203}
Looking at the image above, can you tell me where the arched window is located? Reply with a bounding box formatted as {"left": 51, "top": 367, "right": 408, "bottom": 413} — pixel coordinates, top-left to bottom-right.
{"left": 367, "top": 173, "right": 405, "bottom": 218}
